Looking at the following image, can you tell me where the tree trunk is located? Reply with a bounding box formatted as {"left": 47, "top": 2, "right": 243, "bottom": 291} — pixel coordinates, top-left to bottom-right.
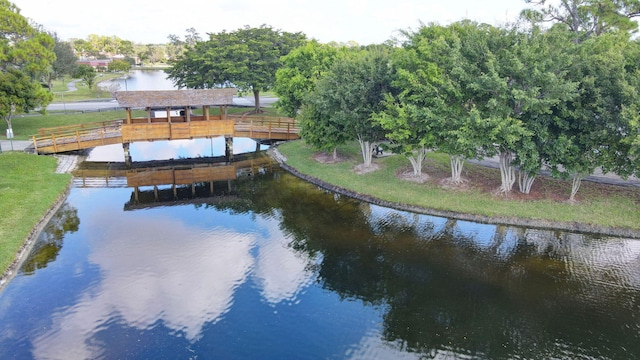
{"left": 357, "top": 135, "right": 374, "bottom": 167}
{"left": 517, "top": 170, "right": 536, "bottom": 194}
{"left": 332, "top": 147, "right": 337, "bottom": 161}
{"left": 4, "top": 105, "right": 14, "bottom": 138}
{"left": 569, "top": 174, "right": 583, "bottom": 202}
{"left": 253, "top": 89, "right": 261, "bottom": 114}
{"left": 450, "top": 155, "right": 464, "bottom": 184}
{"left": 499, "top": 151, "right": 516, "bottom": 193}
{"left": 407, "top": 146, "right": 427, "bottom": 176}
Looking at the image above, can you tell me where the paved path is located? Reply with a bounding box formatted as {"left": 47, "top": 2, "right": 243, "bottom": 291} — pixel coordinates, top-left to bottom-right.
{"left": 0, "top": 140, "right": 32, "bottom": 152}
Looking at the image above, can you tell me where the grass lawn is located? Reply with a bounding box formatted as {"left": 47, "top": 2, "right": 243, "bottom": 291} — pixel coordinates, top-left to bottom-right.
{"left": 0, "top": 152, "right": 71, "bottom": 276}
{"left": 50, "top": 74, "right": 123, "bottom": 102}
{"left": 278, "top": 140, "right": 640, "bottom": 231}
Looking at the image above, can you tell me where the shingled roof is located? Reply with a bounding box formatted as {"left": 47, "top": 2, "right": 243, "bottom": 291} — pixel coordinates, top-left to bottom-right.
{"left": 115, "top": 89, "right": 238, "bottom": 108}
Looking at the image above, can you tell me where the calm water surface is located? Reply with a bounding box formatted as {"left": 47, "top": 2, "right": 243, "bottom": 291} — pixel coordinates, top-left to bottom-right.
{"left": 101, "top": 69, "right": 177, "bottom": 92}
{"left": 0, "top": 144, "right": 639, "bottom": 359}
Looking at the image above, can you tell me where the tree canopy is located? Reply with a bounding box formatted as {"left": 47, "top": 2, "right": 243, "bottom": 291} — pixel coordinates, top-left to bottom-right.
{"left": 167, "top": 24, "right": 306, "bottom": 114}
{"left": 296, "top": 18, "right": 640, "bottom": 201}
{"left": 274, "top": 40, "right": 345, "bottom": 117}
{"left": 521, "top": 0, "right": 640, "bottom": 41}
{"left": 0, "top": 0, "right": 55, "bottom": 136}
{"left": 301, "top": 47, "right": 396, "bottom": 167}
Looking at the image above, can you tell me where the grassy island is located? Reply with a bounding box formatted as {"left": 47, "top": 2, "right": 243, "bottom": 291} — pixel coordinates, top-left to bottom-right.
{"left": 277, "top": 140, "right": 640, "bottom": 234}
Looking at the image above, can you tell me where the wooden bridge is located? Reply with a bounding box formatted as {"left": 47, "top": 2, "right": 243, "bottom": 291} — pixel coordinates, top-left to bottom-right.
{"left": 32, "top": 89, "right": 299, "bottom": 156}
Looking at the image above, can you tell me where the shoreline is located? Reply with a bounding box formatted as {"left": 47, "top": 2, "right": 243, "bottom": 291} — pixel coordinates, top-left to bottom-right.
{"left": 269, "top": 147, "right": 640, "bottom": 239}
{"left": 0, "top": 182, "right": 72, "bottom": 293}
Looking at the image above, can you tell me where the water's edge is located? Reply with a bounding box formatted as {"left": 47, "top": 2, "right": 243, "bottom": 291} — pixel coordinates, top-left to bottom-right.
{"left": 0, "top": 181, "right": 72, "bottom": 293}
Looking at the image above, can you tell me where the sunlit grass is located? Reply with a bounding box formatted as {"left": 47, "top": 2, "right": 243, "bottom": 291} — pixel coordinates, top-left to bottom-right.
{"left": 0, "top": 153, "right": 71, "bottom": 275}
{"left": 279, "top": 140, "right": 640, "bottom": 230}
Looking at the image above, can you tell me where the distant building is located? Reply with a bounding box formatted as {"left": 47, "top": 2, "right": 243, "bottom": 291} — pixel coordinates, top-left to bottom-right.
{"left": 77, "top": 59, "right": 111, "bottom": 70}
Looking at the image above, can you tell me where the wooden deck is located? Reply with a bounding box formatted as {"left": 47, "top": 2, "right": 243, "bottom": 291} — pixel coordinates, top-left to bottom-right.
{"left": 33, "top": 115, "right": 299, "bottom": 154}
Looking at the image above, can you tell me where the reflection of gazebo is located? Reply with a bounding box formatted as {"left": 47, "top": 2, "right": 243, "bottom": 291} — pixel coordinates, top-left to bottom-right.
{"left": 115, "top": 89, "right": 238, "bottom": 163}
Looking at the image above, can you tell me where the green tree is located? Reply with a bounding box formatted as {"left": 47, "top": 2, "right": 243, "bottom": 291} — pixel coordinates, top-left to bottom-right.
{"left": 108, "top": 59, "right": 131, "bottom": 72}
{"left": 167, "top": 28, "right": 201, "bottom": 60}
{"left": 0, "top": 0, "right": 55, "bottom": 137}
{"left": 521, "top": 0, "right": 640, "bottom": 42}
{"left": 274, "top": 40, "right": 344, "bottom": 117}
{"left": 0, "top": 70, "right": 52, "bottom": 137}
{"left": 51, "top": 34, "right": 78, "bottom": 83}
{"left": 70, "top": 38, "right": 95, "bottom": 58}
{"left": 167, "top": 24, "right": 306, "bottom": 114}
{"left": 304, "top": 48, "right": 396, "bottom": 167}
{"left": 550, "top": 31, "right": 640, "bottom": 201}
{"left": 75, "top": 64, "right": 97, "bottom": 90}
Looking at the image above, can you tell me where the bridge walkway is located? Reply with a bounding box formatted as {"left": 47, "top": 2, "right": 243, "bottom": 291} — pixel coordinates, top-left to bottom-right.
{"left": 32, "top": 115, "right": 299, "bottom": 154}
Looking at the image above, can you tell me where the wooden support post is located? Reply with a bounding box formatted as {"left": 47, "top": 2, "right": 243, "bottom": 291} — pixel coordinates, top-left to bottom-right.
{"left": 172, "top": 184, "right": 177, "bottom": 199}
{"left": 225, "top": 136, "right": 233, "bottom": 162}
{"left": 123, "top": 143, "right": 132, "bottom": 167}
{"left": 134, "top": 187, "right": 139, "bottom": 203}
{"left": 186, "top": 106, "right": 191, "bottom": 122}
{"left": 167, "top": 106, "right": 172, "bottom": 123}
{"left": 154, "top": 186, "right": 158, "bottom": 201}
{"left": 126, "top": 108, "right": 132, "bottom": 124}
{"left": 204, "top": 106, "right": 210, "bottom": 121}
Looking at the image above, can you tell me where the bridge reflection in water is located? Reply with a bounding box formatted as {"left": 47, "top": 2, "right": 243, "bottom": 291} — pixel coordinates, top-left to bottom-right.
{"left": 72, "top": 153, "right": 275, "bottom": 210}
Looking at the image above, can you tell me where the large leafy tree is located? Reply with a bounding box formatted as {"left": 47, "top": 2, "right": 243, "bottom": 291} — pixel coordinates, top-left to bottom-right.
{"left": 550, "top": 31, "right": 640, "bottom": 201}
{"left": 0, "top": 0, "right": 55, "bottom": 137}
{"left": 74, "top": 64, "right": 97, "bottom": 90}
{"left": 372, "top": 26, "right": 450, "bottom": 178}
{"left": 51, "top": 34, "right": 78, "bottom": 84}
{"left": 274, "top": 40, "right": 344, "bottom": 117}
{"left": 167, "top": 24, "right": 306, "bottom": 114}
{"left": 302, "top": 47, "right": 396, "bottom": 167}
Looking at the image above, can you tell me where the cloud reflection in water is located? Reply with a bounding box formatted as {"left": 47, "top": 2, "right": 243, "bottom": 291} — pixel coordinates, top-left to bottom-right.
{"left": 31, "top": 206, "right": 316, "bottom": 359}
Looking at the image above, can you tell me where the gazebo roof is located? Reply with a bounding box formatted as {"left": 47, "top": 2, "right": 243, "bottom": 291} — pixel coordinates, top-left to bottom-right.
{"left": 115, "top": 89, "right": 237, "bottom": 108}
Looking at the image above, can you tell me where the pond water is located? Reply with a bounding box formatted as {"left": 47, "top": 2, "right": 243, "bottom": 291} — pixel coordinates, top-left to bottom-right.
{"left": 101, "top": 69, "right": 177, "bottom": 92}
{"left": 0, "top": 142, "right": 639, "bottom": 359}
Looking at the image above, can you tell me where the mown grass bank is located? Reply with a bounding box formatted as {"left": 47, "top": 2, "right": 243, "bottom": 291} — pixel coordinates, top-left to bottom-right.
{"left": 0, "top": 152, "right": 71, "bottom": 279}
{"left": 277, "top": 140, "right": 640, "bottom": 235}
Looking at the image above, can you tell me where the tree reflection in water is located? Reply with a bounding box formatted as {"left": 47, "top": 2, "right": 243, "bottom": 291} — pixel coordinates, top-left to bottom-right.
{"left": 21, "top": 202, "right": 80, "bottom": 275}
{"left": 214, "top": 170, "right": 640, "bottom": 359}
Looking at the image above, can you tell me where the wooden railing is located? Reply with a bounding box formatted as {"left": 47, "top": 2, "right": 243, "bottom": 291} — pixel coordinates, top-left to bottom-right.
{"left": 37, "top": 120, "right": 122, "bottom": 136}
{"left": 33, "top": 121, "right": 123, "bottom": 154}
{"left": 228, "top": 115, "right": 299, "bottom": 140}
{"left": 33, "top": 116, "right": 300, "bottom": 154}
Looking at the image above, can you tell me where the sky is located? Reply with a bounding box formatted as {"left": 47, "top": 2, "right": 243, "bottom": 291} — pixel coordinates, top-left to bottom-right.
{"left": 12, "top": 0, "right": 528, "bottom": 45}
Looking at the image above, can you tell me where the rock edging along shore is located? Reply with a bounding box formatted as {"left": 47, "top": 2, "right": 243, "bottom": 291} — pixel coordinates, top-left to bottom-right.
{"left": 268, "top": 148, "right": 640, "bottom": 239}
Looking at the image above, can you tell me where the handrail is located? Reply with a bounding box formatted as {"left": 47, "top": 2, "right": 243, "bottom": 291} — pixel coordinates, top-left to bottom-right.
{"left": 37, "top": 120, "right": 122, "bottom": 136}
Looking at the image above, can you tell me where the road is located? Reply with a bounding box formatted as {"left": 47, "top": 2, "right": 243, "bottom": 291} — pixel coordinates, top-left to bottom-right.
{"left": 45, "top": 96, "right": 278, "bottom": 112}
